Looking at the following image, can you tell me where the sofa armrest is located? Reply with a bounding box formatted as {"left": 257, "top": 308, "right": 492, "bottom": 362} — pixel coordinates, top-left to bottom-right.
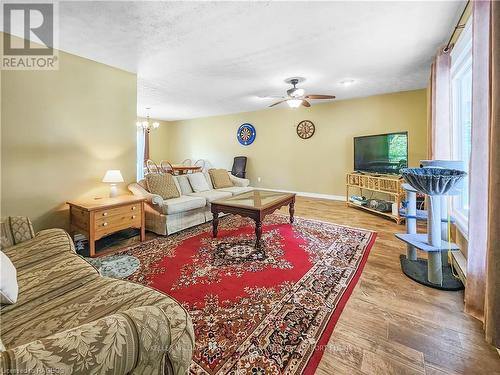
{"left": 0, "top": 306, "right": 194, "bottom": 375}
{"left": 128, "top": 182, "right": 163, "bottom": 206}
{"left": 230, "top": 174, "right": 250, "bottom": 187}
{"left": 0, "top": 216, "right": 35, "bottom": 249}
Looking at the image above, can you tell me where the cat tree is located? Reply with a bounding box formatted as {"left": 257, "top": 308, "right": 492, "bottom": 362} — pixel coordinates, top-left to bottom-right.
{"left": 396, "top": 167, "right": 466, "bottom": 290}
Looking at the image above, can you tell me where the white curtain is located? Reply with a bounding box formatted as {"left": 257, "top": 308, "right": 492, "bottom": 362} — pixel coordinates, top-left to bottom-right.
{"left": 428, "top": 48, "right": 452, "bottom": 160}
{"left": 465, "top": 0, "right": 490, "bottom": 322}
{"left": 136, "top": 128, "right": 145, "bottom": 181}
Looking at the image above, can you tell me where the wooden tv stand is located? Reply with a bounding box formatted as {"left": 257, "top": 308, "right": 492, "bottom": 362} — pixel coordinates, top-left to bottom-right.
{"left": 346, "top": 172, "right": 405, "bottom": 224}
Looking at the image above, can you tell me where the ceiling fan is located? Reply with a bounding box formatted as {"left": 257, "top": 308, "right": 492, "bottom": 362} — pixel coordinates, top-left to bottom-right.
{"left": 266, "top": 78, "right": 336, "bottom": 108}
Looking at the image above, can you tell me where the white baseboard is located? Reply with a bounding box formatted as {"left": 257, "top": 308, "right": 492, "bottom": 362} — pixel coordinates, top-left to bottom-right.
{"left": 259, "top": 188, "right": 345, "bottom": 202}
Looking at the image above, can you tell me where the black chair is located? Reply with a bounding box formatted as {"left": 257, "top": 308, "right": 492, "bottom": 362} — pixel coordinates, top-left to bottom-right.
{"left": 231, "top": 156, "right": 247, "bottom": 178}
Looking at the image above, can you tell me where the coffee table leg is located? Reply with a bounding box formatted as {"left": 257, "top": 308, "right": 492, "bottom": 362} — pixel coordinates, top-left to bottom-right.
{"left": 289, "top": 200, "right": 295, "bottom": 224}
{"left": 212, "top": 211, "right": 219, "bottom": 238}
{"left": 255, "top": 219, "right": 262, "bottom": 248}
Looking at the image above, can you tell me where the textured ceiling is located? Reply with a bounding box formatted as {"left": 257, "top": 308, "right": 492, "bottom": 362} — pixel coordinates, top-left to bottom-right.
{"left": 54, "top": 1, "right": 463, "bottom": 120}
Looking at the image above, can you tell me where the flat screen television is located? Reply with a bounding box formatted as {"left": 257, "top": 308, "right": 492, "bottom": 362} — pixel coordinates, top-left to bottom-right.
{"left": 354, "top": 132, "right": 408, "bottom": 174}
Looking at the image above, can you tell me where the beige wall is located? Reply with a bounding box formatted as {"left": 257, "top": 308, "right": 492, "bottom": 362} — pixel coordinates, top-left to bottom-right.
{"left": 162, "top": 89, "right": 427, "bottom": 197}
{"left": 1, "top": 36, "right": 137, "bottom": 231}
{"left": 142, "top": 119, "right": 172, "bottom": 163}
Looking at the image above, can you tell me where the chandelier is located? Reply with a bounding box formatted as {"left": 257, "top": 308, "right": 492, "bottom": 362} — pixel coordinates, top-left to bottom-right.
{"left": 136, "top": 108, "right": 159, "bottom": 131}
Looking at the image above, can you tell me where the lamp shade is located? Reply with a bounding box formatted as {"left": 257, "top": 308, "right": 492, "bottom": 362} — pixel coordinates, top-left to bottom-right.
{"left": 102, "top": 170, "right": 124, "bottom": 183}
{"left": 287, "top": 99, "right": 302, "bottom": 108}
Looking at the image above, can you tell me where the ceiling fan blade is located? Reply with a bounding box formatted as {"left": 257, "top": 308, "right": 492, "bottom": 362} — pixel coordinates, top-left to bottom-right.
{"left": 269, "top": 100, "right": 286, "bottom": 107}
{"left": 305, "top": 94, "right": 336, "bottom": 99}
{"left": 258, "top": 95, "right": 286, "bottom": 99}
{"left": 302, "top": 100, "right": 311, "bottom": 107}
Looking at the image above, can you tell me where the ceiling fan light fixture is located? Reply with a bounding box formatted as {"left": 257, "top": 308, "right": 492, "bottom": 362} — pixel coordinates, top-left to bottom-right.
{"left": 287, "top": 99, "right": 303, "bottom": 108}
{"left": 340, "top": 79, "right": 356, "bottom": 86}
{"left": 290, "top": 88, "right": 304, "bottom": 97}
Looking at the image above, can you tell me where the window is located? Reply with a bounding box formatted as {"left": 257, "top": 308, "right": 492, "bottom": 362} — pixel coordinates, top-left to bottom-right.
{"left": 388, "top": 133, "right": 408, "bottom": 167}
{"left": 136, "top": 128, "right": 145, "bottom": 181}
{"left": 450, "top": 17, "right": 472, "bottom": 230}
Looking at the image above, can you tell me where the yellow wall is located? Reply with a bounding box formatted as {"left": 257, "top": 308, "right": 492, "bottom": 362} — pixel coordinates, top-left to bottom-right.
{"left": 139, "top": 119, "right": 173, "bottom": 163}
{"left": 1, "top": 35, "right": 137, "bottom": 231}
{"left": 161, "top": 89, "right": 427, "bottom": 197}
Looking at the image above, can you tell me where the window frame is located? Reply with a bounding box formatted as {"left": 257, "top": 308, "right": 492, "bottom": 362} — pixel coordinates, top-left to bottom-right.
{"left": 450, "top": 16, "right": 473, "bottom": 237}
{"left": 136, "top": 128, "right": 146, "bottom": 181}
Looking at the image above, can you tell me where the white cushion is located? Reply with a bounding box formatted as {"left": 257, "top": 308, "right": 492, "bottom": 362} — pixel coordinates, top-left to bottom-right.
{"left": 216, "top": 186, "right": 254, "bottom": 196}
{"left": 229, "top": 174, "right": 250, "bottom": 187}
{"left": 0, "top": 250, "right": 18, "bottom": 305}
{"left": 175, "top": 175, "right": 194, "bottom": 195}
{"left": 162, "top": 195, "right": 206, "bottom": 215}
{"left": 203, "top": 171, "right": 214, "bottom": 189}
{"left": 172, "top": 175, "right": 182, "bottom": 196}
{"left": 188, "top": 172, "right": 211, "bottom": 192}
{"left": 189, "top": 190, "right": 232, "bottom": 203}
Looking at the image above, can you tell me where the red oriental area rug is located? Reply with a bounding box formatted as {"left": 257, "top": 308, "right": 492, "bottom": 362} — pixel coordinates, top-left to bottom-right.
{"left": 122, "top": 214, "right": 376, "bottom": 375}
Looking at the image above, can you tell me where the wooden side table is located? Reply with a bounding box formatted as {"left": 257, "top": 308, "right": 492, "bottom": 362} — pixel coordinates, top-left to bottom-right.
{"left": 67, "top": 196, "right": 146, "bottom": 257}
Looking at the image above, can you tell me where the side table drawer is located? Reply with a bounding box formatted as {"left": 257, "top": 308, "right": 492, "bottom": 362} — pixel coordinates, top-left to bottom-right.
{"left": 95, "top": 203, "right": 140, "bottom": 222}
{"left": 94, "top": 204, "right": 142, "bottom": 238}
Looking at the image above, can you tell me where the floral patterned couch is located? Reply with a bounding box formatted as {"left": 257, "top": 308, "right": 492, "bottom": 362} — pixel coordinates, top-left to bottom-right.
{"left": 0, "top": 226, "right": 194, "bottom": 374}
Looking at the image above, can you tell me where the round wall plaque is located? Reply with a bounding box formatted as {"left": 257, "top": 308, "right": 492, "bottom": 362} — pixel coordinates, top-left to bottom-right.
{"left": 237, "top": 123, "right": 256, "bottom": 145}
{"left": 296, "top": 120, "right": 315, "bottom": 139}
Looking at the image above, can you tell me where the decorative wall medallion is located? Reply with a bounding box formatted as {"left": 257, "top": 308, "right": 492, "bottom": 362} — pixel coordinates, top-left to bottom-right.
{"left": 237, "top": 123, "right": 256, "bottom": 145}
{"left": 296, "top": 120, "right": 315, "bottom": 139}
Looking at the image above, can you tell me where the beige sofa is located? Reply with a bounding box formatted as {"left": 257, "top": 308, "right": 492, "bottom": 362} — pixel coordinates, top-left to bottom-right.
{"left": 128, "top": 172, "right": 253, "bottom": 235}
{"left": 0, "top": 221, "right": 194, "bottom": 374}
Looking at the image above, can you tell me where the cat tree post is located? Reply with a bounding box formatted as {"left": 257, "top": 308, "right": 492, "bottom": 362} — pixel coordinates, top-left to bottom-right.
{"left": 404, "top": 185, "right": 417, "bottom": 261}
{"left": 427, "top": 194, "right": 443, "bottom": 285}
{"left": 440, "top": 196, "right": 450, "bottom": 265}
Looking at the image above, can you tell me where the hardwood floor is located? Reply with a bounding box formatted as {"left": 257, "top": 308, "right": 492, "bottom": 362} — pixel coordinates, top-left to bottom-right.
{"left": 281, "top": 197, "right": 500, "bottom": 375}
{"left": 105, "top": 196, "right": 500, "bottom": 374}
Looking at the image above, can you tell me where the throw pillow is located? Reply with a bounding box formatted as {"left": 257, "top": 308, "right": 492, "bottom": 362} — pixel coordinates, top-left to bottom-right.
{"left": 187, "top": 172, "right": 211, "bottom": 192}
{"left": 203, "top": 171, "right": 214, "bottom": 189}
{"left": 0, "top": 251, "right": 18, "bottom": 305}
{"left": 209, "top": 169, "right": 233, "bottom": 189}
{"left": 145, "top": 173, "right": 180, "bottom": 200}
{"left": 176, "top": 175, "right": 194, "bottom": 195}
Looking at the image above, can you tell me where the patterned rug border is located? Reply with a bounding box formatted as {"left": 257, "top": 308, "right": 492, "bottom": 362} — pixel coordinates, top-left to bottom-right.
{"left": 303, "top": 230, "right": 376, "bottom": 375}
{"left": 273, "top": 212, "right": 377, "bottom": 235}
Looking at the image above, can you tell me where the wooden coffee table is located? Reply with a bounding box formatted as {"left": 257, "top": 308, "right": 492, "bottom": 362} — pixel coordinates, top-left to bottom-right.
{"left": 211, "top": 190, "right": 296, "bottom": 248}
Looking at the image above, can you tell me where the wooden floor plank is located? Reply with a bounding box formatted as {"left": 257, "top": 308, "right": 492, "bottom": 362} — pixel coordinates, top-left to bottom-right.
{"left": 360, "top": 350, "right": 425, "bottom": 375}
{"left": 331, "top": 327, "right": 425, "bottom": 372}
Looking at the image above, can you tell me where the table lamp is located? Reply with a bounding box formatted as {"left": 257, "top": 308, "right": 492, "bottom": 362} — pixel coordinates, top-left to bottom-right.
{"left": 102, "top": 170, "right": 124, "bottom": 198}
